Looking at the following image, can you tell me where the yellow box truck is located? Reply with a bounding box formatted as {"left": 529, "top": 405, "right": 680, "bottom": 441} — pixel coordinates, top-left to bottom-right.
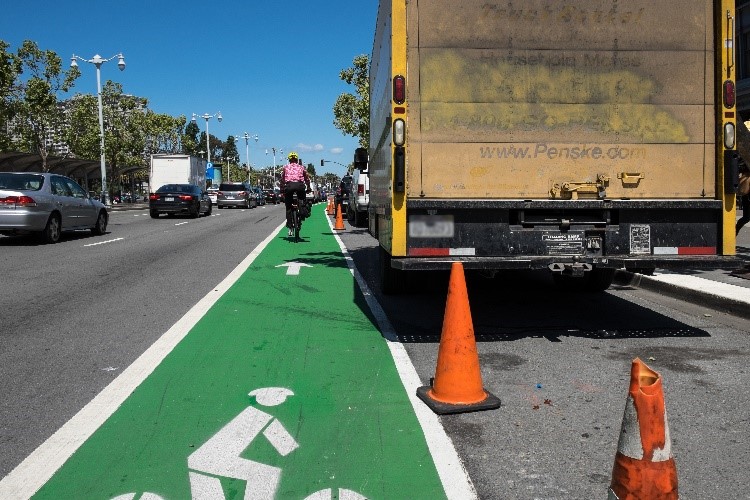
{"left": 361, "top": 0, "right": 742, "bottom": 293}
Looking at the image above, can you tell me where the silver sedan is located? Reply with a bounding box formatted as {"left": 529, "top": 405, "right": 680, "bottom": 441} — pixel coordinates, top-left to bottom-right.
{"left": 0, "top": 172, "right": 108, "bottom": 243}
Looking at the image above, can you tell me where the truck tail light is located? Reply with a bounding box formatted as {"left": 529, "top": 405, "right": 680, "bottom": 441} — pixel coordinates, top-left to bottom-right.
{"left": 724, "top": 122, "right": 736, "bottom": 149}
{"left": 357, "top": 184, "right": 364, "bottom": 195}
{"left": 393, "top": 75, "right": 405, "bottom": 104}
{"left": 724, "top": 80, "right": 736, "bottom": 108}
{"left": 393, "top": 118, "right": 405, "bottom": 146}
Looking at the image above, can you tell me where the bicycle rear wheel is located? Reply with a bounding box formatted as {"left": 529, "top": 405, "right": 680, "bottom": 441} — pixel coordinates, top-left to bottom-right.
{"left": 292, "top": 209, "right": 300, "bottom": 242}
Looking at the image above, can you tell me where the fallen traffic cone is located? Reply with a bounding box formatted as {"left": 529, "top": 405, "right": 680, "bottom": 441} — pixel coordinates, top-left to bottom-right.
{"left": 608, "top": 358, "right": 678, "bottom": 499}
{"left": 416, "top": 262, "right": 500, "bottom": 414}
{"left": 333, "top": 203, "right": 345, "bottom": 230}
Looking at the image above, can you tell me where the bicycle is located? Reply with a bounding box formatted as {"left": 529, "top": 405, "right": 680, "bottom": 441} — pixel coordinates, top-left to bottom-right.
{"left": 290, "top": 191, "right": 302, "bottom": 242}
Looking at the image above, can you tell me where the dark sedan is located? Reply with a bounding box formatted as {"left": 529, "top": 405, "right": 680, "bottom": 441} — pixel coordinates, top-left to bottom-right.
{"left": 264, "top": 189, "right": 280, "bottom": 204}
{"left": 149, "top": 184, "right": 212, "bottom": 218}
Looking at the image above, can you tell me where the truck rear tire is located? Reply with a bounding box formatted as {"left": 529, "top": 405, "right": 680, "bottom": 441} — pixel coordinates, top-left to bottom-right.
{"left": 379, "top": 246, "right": 408, "bottom": 294}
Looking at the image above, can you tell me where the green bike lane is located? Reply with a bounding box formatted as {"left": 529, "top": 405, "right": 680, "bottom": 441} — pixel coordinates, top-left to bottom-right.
{"left": 10, "top": 207, "right": 471, "bottom": 499}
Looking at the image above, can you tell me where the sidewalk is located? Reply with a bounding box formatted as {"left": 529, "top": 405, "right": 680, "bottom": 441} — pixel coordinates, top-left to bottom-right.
{"left": 615, "top": 218, "right": 750, "bottom": 319}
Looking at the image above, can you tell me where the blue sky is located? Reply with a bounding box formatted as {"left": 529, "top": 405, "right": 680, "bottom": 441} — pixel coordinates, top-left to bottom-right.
{"left": 1, "top": 0, "right": 379, "bottom": 178}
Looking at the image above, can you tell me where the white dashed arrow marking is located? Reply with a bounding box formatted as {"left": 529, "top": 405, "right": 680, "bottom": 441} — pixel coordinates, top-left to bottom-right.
{"left": 275, "top": 262, "right": 312, "bottom": 276}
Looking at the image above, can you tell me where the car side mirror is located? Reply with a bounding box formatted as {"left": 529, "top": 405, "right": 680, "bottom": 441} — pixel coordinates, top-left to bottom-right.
{"left": 354, "top": 147, "right": 368, "bottom": 172}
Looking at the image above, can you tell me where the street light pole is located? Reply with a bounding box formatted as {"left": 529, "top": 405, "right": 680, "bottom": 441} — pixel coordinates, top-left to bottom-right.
{"left": 191, "top": 112, "right": 222, "bottom": 163}
{"left": 238, "top": 132, "right": 259, "bottom": 183}
{"left": 70, "top": 52, "right": 126, "bottom": 206}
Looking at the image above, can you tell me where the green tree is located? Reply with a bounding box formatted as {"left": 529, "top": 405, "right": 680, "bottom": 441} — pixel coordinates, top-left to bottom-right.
{"left": 66, "top": 81, "right": 148, "bottom": 196}
{"left": 0, "top": 40, "right": 22, "bottom": 151}
{"left": 333, "top": 54, "right": 369, "bottom": 149}
{"left": 223, "top": 135, "right": 239, "bottom": 164}
{"left": 12, "top": 40, "right": 80, "bottom": 170}
{"left": 144, "top": 112, "right": 184, "bottom": 156}
{"left": 182, "top": 120, "right": 200, "bottom": 156}
{"left": 198, "top": 131, "right": 223, "bottom": 161}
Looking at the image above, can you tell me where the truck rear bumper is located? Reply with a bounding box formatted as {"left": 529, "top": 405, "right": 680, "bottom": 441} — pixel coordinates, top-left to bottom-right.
{"left": 395, "top": 199, "right": 740, "bottom": 272}
{"left": 392, "top": 255, "right": 742, "bottom": 271}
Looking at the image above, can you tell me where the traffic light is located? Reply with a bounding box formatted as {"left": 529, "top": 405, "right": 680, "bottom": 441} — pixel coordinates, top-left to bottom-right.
{"left": 320, "top": 159, "right": 325, "bottom": 167}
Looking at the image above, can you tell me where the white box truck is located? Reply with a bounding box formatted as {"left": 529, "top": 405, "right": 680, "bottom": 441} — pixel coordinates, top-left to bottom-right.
{"left": 149, "top": 154, "right": 207, "bottom": 193}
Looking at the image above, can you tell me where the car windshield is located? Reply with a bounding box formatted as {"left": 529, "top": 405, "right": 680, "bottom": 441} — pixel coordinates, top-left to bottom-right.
{"left": 219, "top": 184, "right": 246, "bottom": 191}
{"left": 157, "top": 184, "right": 192, "bottom": 193}
{"left": 0, "top": 173, "right": 44, "bottom": 191}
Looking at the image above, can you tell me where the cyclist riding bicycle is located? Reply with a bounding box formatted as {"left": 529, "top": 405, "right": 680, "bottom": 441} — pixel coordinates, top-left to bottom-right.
{"left": 279, "top": 152, "right": 311, "bottom": 236}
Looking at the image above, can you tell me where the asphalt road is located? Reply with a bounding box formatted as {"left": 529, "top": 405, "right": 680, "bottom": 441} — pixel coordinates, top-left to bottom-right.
{"left": 2, "top": 204, "right": 749, "bottom": 499}
{"left": 338, "top": 220, "right": 750, "bottom": 499}
{"left": 0, "top": 203, "right": 286, "bottom": 479}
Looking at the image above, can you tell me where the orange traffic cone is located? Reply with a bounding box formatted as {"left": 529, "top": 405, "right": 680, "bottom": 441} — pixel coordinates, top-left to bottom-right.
{"left": 326, "top": 197, "right": 334, "bottom": 215}
{"left": 609, "top": 358, "right": 678, "bottom": 499}
{"left": 333, "top": 203, "right": 345, "bottom": 230}
{"left": 416, "top": 262, "right": 500, "bottom": 414}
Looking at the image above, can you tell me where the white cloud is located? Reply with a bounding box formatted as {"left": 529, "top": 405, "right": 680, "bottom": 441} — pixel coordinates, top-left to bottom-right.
{"left": 295, "top": 143, "right": 325, "bottom": 153}
{"left": 330, "top": 147, "right": 344, "bottom": 155}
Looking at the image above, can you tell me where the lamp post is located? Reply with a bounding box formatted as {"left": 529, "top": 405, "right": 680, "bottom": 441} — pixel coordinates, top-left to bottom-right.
{"left": 238, "top": 132, "right": 259, "bottom": 183}
{"left": 70, "top": 52, "right": 126, "bottom": 206}
{"left": 191, "top": 112, "right": 222, "bottom": 163}
{"left": 266, "top": 147, "right": 283, "bottom": 187}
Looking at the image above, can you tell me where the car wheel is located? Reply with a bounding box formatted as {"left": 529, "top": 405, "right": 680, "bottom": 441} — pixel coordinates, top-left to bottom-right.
{"left": 150, "top": 210, "right": 160, "bottom": 218}
{"left": 204, "top": 202, "right": 212, "bottom": 216}
{"left": 91, "top": 210, "right": 108, "bottom": 235}
{"left": 189, "top": 202, "right": 200, "bottom": 218}
{"left": 39, "top": 213, "right": 61, "bottom": 244}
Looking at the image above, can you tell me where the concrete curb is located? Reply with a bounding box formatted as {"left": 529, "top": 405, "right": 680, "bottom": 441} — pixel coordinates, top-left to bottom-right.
{"left": 614, "top": 270, "right": 750, "bottom": 320}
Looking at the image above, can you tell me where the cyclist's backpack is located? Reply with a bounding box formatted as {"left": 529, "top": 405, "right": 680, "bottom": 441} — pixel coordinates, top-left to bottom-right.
{"left": 301, "top": 200, "right": 311, "bottom": 219}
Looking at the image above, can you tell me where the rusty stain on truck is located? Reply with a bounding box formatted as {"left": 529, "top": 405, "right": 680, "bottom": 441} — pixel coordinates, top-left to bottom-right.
{"left": 420, "top": 50, "right": 689, "bottom": 144}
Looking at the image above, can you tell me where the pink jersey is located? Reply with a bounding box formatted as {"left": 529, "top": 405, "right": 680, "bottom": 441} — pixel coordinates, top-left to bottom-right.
{"left": 283, "top": 163, "right": 306, "bottom": 182}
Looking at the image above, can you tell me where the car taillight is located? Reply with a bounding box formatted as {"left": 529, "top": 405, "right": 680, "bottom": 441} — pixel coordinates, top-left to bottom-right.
{"left": 149, "top": 193, "right": 159, "bottom": 201}
{"left": 178, "top": 194, "right": 194, "bottom": 201}
{"left": 0, "top": 196, "right": 37, "bottom": 207}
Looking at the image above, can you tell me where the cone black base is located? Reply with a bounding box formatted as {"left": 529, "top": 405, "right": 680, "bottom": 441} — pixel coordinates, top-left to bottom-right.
{"left": 416, "top": 386, "right": 501, "bottom": 415}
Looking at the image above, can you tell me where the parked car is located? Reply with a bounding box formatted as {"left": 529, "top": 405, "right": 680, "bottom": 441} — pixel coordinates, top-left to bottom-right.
{"left": 207, "top": 186, "right": 219, "bottom": 205}
{"left": 347, "top": 169, "right": 369, "bottom": 227}
{"left": 149, "top": 184, "right": 212, "bottom": 218}
{"left": 217, "top": 182, "right": 256, "bottom": 209}
{"left": 0, "top": 172, "right": 108, "bottom": 243}
{"left": 252, "top": 186, "right": 266, "bottom": 206}
{"left": 264, "top": 189, "right": 279, "bottom": 204}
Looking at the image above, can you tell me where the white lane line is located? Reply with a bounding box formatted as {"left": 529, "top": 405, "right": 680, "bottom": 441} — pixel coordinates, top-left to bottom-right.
{"left": 83, "top": 238, "right": 124, "bottom": 247}
{"left": 0, "top": 221, "right": 287, "bottom": 500}
{"left": 325, "top": 208, "right": 478, "bottom": 500}
{"left": 175, "top": 222, "right": 189, "bottom": 226}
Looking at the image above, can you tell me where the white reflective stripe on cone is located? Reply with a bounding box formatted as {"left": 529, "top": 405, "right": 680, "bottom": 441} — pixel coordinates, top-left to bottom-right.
{"left": 617, "top": 395, "right": 672, "bottom": 461}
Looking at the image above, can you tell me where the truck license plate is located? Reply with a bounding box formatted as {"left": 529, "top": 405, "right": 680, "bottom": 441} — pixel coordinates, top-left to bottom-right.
{"left": 409, "top": 215, "right": 455, "bottom": 238}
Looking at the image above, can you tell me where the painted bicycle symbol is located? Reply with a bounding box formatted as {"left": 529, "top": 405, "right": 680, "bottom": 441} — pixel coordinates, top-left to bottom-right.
{"left": 111, "top": 387, "right": 366, "bottom": 500}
